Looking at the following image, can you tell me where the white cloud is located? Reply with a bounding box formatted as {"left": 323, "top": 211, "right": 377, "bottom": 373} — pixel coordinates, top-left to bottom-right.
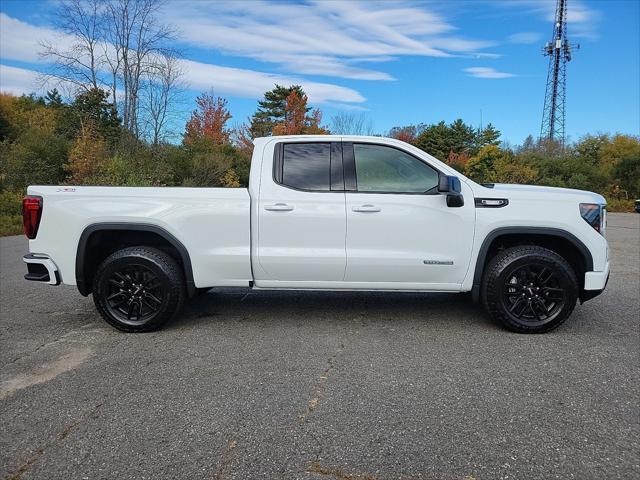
{"left": 0, "top": 14, "right": 74, "bottom": 62}
{"left": 497, "top": 0, "right": 600, "bottom": 39}
{"left": 464, "top": 67, "right": 516, "bottom": 79}
{"left": 165, "top": 0, "right": 496, "bottom": 80}
{"left": 0, "top": 64, "right": 39, "bottom": 95}
{"left": 0, "top": 13, "right": 365, "bottom": 105}
{"left": 180, "top": 59, "right": 365, "bottom": 103}
{"left": 508, "top": 32, "right": 542, "bottom": 44}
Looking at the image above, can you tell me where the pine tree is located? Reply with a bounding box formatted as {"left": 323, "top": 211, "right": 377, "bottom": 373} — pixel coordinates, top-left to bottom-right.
{"left": 477, "top": 123, "right": 501, "bottom": 149}
{"left": 249, "top": 85, "right": 309, "bottom": 138}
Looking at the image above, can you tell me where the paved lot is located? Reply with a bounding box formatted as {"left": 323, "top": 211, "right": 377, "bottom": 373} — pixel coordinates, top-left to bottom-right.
{"left": 1, "top": 213, "right": 638, "bottom": 480}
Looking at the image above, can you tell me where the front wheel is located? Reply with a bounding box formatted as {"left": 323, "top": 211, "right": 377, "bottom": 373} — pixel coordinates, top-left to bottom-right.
{"left": 482, "top": 246, "right": 579, "bottom": 333}
{"left": 93, "top": 246, "right": 185, "bottom": 332}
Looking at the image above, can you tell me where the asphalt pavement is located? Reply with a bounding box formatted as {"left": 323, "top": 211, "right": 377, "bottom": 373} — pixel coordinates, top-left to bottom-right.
{"left": 1, "top": 213, "right": 638, "bottom": 480}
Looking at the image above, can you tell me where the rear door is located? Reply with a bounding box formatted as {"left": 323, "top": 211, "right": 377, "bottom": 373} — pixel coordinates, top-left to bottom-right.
{"left": 255, "top": 141, "right": 347, "bottom": 283}
{"left": 343, "top": 142, "right": 475, "bottom": 288}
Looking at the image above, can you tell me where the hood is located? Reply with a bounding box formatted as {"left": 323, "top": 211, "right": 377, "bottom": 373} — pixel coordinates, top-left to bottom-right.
{"left": 475, "top": 183, "right": 606, "bottom": 204}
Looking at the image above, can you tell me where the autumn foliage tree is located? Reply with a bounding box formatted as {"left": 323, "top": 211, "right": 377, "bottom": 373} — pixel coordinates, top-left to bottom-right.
{"left": 183, "top": 92, "right": 232, "bottom": 145}
{"left": 65, "top": 120, "right": 108, "bottom": 184}
{"left": 272, "top": 91, "right": 328, "bottom": 136}
{"left": 249, "top": 85, "right": 308, "bottom": 138}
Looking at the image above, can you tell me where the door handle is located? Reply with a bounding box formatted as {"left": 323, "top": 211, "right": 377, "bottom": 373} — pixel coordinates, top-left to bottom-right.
{"left": 352, "top": 204, "right": 381, "bottom": 213}
{"left": 264, "top": 203, "right": 294, "bottom": 212}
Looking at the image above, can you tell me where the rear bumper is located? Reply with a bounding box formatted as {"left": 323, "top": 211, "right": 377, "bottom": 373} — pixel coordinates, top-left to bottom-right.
{"left": 580, "top": 261, "right": 610, "bottom": 303}
{"left": 23, "top": 253, "right": 60, "bottom": 285}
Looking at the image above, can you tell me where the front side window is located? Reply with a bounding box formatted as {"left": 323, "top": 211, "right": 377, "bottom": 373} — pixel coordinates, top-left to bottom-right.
{"left": 282, "top": 143, "right": 331, "bottom": 191}
{"left": 354, "top": 143, "right": 439, "bottom": 193}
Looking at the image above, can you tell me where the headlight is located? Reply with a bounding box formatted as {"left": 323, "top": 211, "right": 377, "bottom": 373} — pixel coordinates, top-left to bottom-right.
{"left": 579, "top": 203, "right": 606, "bottom": 236}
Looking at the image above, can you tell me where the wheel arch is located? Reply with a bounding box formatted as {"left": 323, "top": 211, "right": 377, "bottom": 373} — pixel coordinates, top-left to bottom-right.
{"left": 471, "top": 227, "right": 593, "bottom": 303}
{"left": 76, "top": 223, "right": 196, "bottom": 298}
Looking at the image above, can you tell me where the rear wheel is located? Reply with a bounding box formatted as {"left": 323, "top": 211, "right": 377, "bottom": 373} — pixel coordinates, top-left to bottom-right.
{"left": 93, "top": 246, "right": 185, "bottom": 332}
{"left": 482, "top": 245, "right": 579, "bottom": 333}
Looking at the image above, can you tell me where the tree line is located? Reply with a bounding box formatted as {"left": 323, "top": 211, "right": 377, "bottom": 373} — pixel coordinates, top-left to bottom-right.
{"left": 1, "top": 82, "right": 638, "bottom": 236}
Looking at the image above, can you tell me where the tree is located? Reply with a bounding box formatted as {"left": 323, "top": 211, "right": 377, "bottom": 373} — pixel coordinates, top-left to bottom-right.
{"left": 413, "top": 119, "right": 496, "bottom": 160}
{"left": 271, "top": 91, "right": 328, "bottom": 136}
{"left": 183, "top": 92, "right": 232, "bottom": 145}
{"left": 44, "top": 89, "right": 64, "bottom": 109}
{"left": 65, "top": 121, "right": 108, "bottom": 183}
{"left": 388, "top": 124, "right": 425, "bottom": 144}
{"left": 249, "top": 85, "right": 308, "bottom": 137}
{"left": 465, "top": 145, "right": 505, "bottom": 183}
{"left": 573, "top": 134, "right": 608, "bottom": 165}
{"left": 519, "top": 134, "right": 537, "bottom": 152}
{"left": 449, "top": 119, "right": 477, "bottom": 154}
{"left": 104, "top": 0, "right": 177, "bottom": 137}
{"left": 613, "top": 156, "right": 640, "bottom": 198}
{"left": 40, "top": 0, "right": 105, "bottom": 92}
{"left": 182, "top": 146, "right": 239, "bottom": 187}
{"left": 490, "top": 156, "right": 538, "bottom": 185}
{"left": 330, "top": 112, "right": 374, "bottom": 135}
{"left": 600, "top": 134, "right": 640, "bottom": 169}
{"left": 477, "top": 123, "right": 501, "bottom": 149}
{"left": 0, "top": 98, "right": 68, "bottom": 190}
{"left": 232, "top": 122, "right": 255, "bottom": 157}
{"left": 40, "top": 0, "right": 178, "bottom": 139}
{"left": 70, "top": 88, "right": 121, "bottom": 145}
{"left": 272, "top": 91, "right": 306, "bottom": 136}
{"left": 143, "top": 54, "right": 184, "bottom": 145}
{"left": 446, "top": 151, "right": 471, "bottom": 172}
{"left": 414, "top": 121, "right": 452, "bottom": 160}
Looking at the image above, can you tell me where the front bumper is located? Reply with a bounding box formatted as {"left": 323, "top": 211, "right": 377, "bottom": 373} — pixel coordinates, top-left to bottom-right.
{"left": 23, "top": 253, "right": 60, "bottom": 285}
{"left": 580, "top": 260, "right": 610, "bottom": 303}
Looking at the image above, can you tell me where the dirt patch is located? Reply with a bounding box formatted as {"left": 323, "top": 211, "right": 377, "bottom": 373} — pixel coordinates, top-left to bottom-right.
{"left": 307, "top": 462, "right": 378, "bottom": 480}
{"left": 0, "top": 348, "right": 91, "bottom": 400}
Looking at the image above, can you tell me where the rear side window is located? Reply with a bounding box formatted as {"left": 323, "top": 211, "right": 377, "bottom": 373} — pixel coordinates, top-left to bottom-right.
{"left": 281, "top": 143, "right": 331, "bottom": 191}
{"left": 354, "top": 143, "right": 439, "bottom": 193}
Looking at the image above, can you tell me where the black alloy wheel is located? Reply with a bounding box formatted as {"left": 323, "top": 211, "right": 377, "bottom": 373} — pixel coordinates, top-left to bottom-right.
{"left": 501, "top": 263, "right": 566, "bottom": 326}
{"left": 93, "top": 246, "right": 185, "bottom": 332}
{"left": 483, "top": 245, "right": 579, "bottom": 333}
{"left": 104, "top": 264, "right": 165, "bottom": 326}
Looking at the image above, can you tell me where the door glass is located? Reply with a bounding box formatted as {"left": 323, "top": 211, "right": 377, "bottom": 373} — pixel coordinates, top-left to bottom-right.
{"left": 282, "top": 143, "right": 331, "bottom": 191}
{"left": 354, "top": 144, "right": 439, "bottom": 193}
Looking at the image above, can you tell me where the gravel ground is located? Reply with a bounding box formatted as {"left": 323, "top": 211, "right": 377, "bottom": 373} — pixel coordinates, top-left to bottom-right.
{"left": 1, "top": 213, "right": 638, "bottom": 480}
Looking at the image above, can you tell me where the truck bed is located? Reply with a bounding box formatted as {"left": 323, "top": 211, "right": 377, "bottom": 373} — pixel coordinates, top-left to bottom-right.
{"left": 27, "top": 186, "right": 252, "bottom": 288}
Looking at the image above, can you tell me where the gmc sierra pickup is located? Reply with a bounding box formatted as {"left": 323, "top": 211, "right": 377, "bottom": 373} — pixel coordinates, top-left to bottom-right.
{"left": 22, "top": 135, "right": 609, "bottom": 333}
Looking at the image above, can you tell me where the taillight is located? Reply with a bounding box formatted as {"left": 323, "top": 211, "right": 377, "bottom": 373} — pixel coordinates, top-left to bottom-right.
{"left": 23, "top": 196, "right": 43, "bottom": 239}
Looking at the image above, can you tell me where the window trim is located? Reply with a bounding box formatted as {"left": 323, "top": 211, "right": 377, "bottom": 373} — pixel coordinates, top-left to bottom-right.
{"left": 272, "top": 141, "right": 345, "bottom": 193}
{"left": 345, "top": 142, "right": 443, "bottom": 195}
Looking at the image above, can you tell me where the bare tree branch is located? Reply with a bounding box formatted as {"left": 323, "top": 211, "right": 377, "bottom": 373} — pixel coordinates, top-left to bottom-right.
{"left": 140, "top": 53, "right": 185, "bottom": 144}
{"left": 330, "top": 112, "right": 375, "bottom": 135}
{"left": 39, "top": 0, "right": 106, "bottom": 93}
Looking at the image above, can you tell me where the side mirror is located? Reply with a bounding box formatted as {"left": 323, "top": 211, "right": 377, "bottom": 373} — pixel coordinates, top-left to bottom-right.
{"left": 438, "top": 174, "right": 464, "bottom": 207}
{"left": 438, "top": 174, "right": 461, "bottom": 194}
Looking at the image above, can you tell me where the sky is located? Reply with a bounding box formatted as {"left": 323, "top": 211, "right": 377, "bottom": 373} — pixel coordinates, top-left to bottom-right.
{"left": 0, "top": 0, "right": 638, "bottom": 144}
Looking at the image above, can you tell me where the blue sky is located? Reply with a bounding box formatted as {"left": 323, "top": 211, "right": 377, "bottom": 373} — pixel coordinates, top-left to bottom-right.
{"left": 0, "top": 0, "right": 638, "bottom": 144}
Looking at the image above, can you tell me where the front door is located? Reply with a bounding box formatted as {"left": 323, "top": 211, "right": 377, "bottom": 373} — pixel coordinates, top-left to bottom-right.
{"left": 256, "top": 141, "right": 346, "bottom": 284}
{"left": 344, "top": 142, "right": 475, "bottom": 288}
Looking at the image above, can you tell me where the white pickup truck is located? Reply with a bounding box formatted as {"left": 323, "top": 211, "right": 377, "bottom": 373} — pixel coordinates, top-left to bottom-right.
{"left": 22, "top": 135, "right": 609, "bottom": 333}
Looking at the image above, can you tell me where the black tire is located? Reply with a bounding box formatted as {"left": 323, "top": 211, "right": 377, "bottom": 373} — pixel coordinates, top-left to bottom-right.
{"left": 92, "top": 246, "right": 185, "bottom": 332}
{"left": 482, "top": 245, "right": 578, "bottom": 333}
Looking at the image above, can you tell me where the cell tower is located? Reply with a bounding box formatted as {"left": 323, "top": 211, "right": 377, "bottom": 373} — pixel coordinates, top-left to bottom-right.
{"left": 540, "top": 0, "right": 579, "bottom": 147}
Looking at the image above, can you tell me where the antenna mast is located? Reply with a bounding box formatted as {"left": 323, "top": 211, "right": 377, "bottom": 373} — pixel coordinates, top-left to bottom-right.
{"left": 540, "top": 0, "right": 579, "bottom": 148}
